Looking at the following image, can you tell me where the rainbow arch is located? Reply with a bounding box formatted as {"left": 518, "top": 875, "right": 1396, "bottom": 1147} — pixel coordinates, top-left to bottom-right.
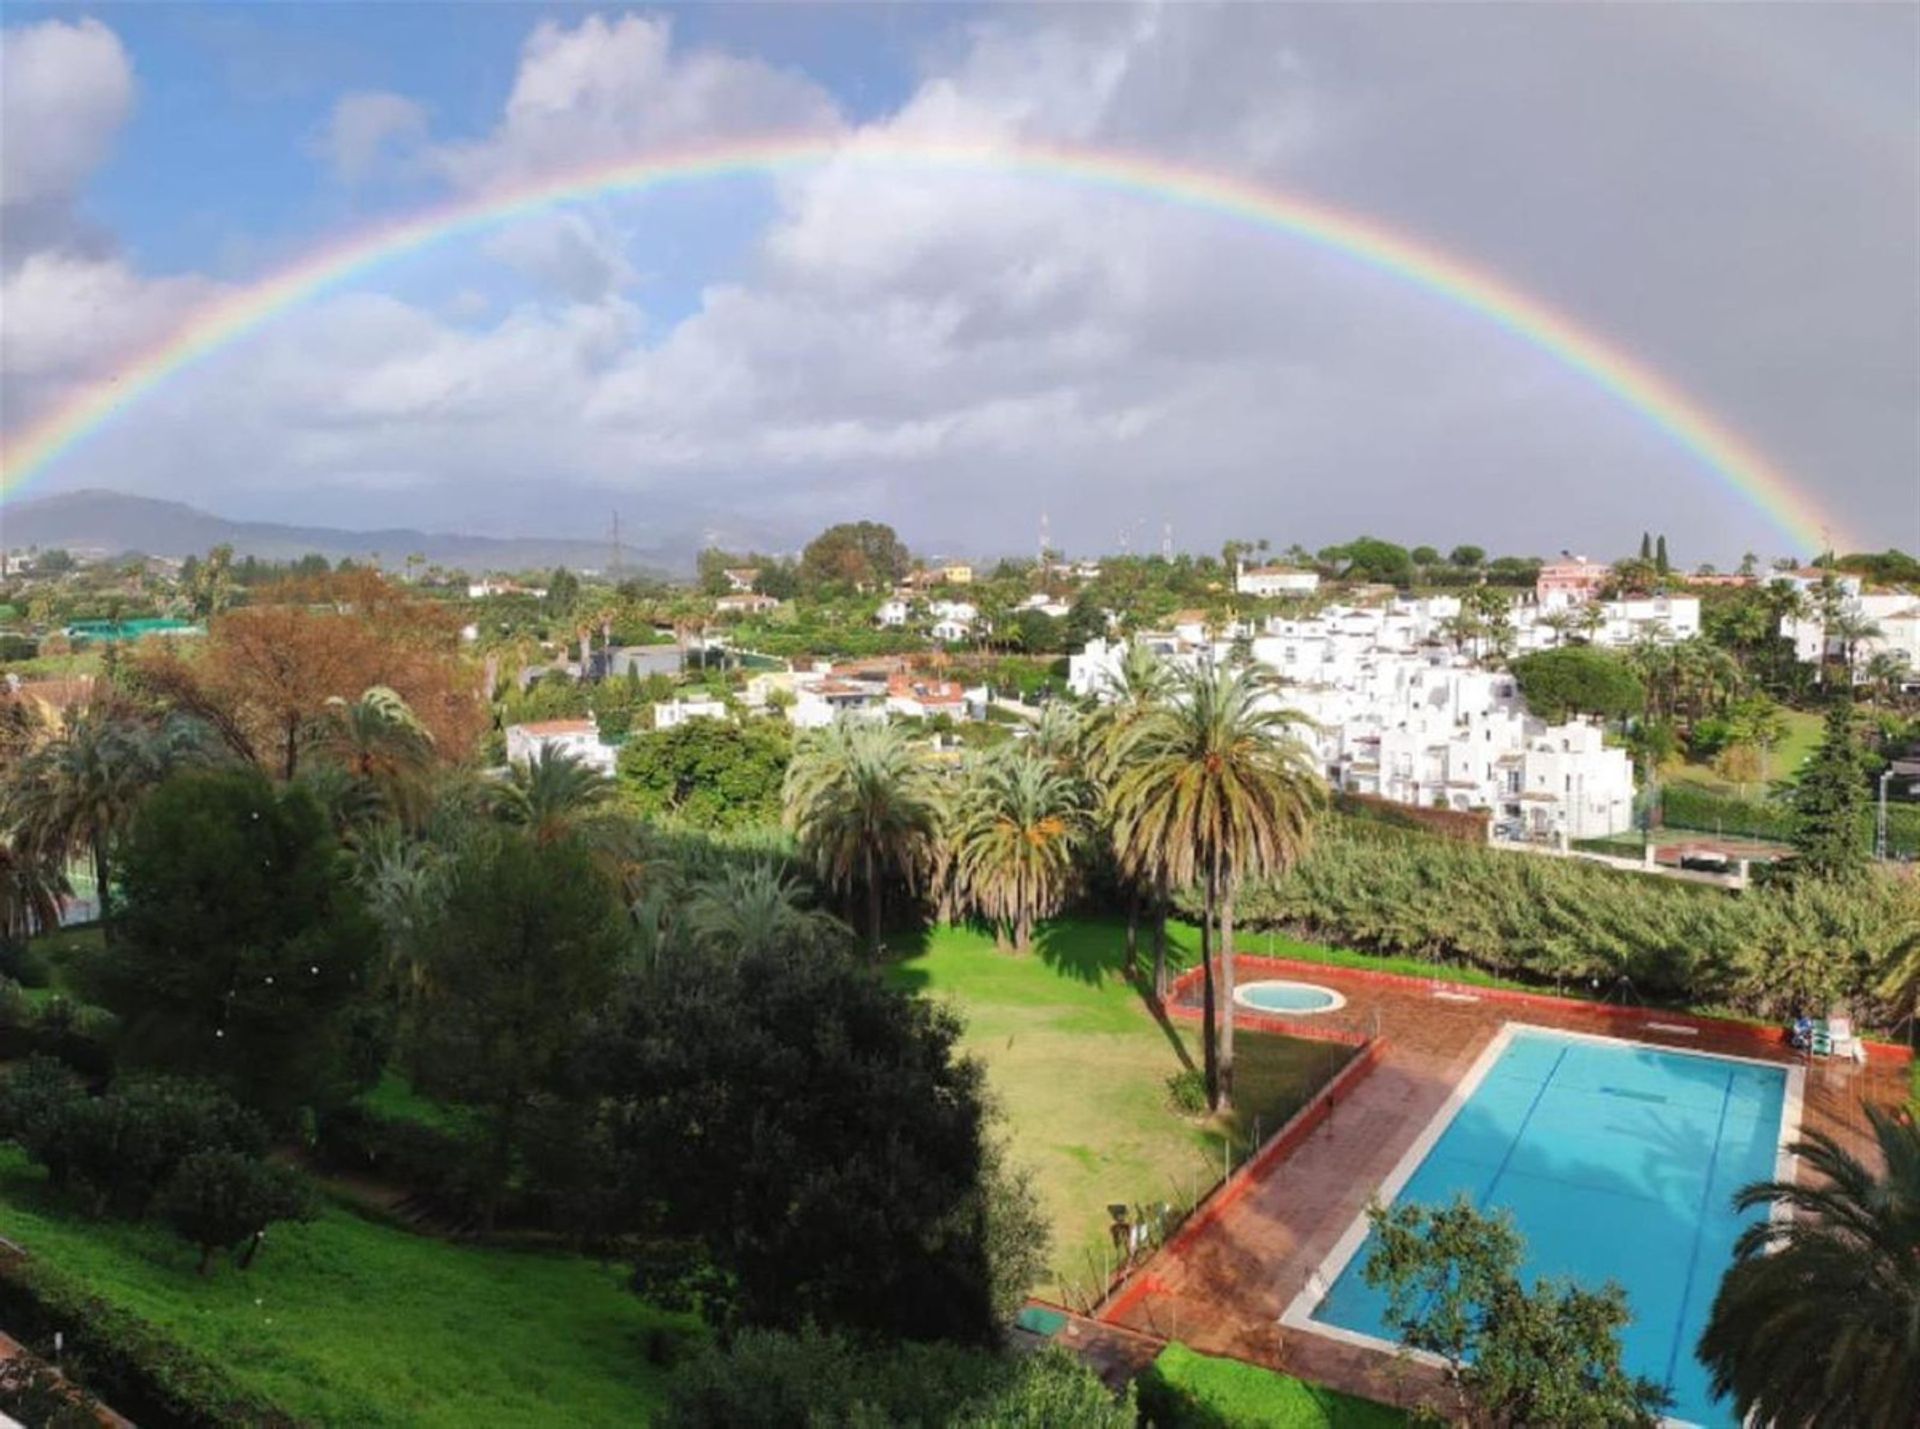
{"left": 0, "top": 135, "right": 1847, "bottom": 552}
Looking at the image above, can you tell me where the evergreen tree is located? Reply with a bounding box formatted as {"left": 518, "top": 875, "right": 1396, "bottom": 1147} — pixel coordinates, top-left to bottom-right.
{"left": 1639, "top": 532, "right": 1653, "bottom": 562}
{"left": 1655, "top": 534, "right": 1670, "bottom": 575}
{"left": 1790, "top": 700, "right": 1867, "bottom": 878}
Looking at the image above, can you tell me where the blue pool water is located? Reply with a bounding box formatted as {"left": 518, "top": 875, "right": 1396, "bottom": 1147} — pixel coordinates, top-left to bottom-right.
{"left": 1237, "top": 981, "right": 1340, "bottom": 1013}
{"left": 1312, "top": 1029, "right": 1788, "bottom": 1427}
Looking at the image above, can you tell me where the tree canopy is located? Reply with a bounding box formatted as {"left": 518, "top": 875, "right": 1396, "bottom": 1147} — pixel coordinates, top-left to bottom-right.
{"left": 618, "top": 717, "right": 790, "bottom": 830}
{"left": 1511, "top": 646, "right": 1646, "bottom": 723}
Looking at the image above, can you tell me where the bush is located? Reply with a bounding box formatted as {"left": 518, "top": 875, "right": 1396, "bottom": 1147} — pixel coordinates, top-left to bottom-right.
{"left": 1165, "top": 1067, "right": 1209, "bottom": 1116}
{"left": 0, "top": 941, "right": 52, "bottom": 989}
{"left": 1137, "top": 1344, "right": 1403, "bottom": 1427}
{"left": 153, "top": 1151, "right": 314, "bottom": 1274}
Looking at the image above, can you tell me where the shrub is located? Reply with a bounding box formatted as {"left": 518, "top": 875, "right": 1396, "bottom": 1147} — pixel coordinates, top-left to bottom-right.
{"left": 1137, "top": 1343, "right": 1403, "bottom": 1427}
{"left": 0, "top": 941, "right": 52, "bottom": 989}
{"left": 154, "top": 1151, "right": 314, "bottom": 1274}
{"left": 1165, "top": 1067, "right": 1209, "bottom": 1116}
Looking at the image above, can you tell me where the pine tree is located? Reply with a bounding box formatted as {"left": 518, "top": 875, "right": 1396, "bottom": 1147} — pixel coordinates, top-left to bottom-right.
{"left": 1790, "top": 700, "right": 1867, "bottom": 879}
{"left": 1655, "top": 534, "right": 1670, "bottom": 575}
{"left": 1639, "top": 532, "right": 1653, "bottom": 562}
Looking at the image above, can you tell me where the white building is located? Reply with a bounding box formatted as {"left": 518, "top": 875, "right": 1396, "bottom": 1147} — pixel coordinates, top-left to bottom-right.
{"left": 787, "top": 672, "right": 889, "bottom": 729}
{"left": 1235, "top": 563, "right": 1321, "bottom": 598}
{"left": 1782, "top": 590, "right": 1920, "bottom": 676}
{"left": 875, "top": 598, "right": 911, "bottom": 628}
{"left": 1071, "top": 596, "right": 1640, "bottom": 840}
{"left": 715, "top": 593, "right": 781, "bottom": 615}
{"left": 652, "top": 697, "right": 728, "bottom": 730}
{"left": 468, "top": 578, "right": 548, "bottom": 599}
{"left": 504, "top": 716, "right": 617, "bottom": 776}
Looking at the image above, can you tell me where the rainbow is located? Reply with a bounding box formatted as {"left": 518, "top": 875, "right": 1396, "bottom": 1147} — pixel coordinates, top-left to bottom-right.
{"left": 0, "top": 135, "right": 1848, "bottom": 552}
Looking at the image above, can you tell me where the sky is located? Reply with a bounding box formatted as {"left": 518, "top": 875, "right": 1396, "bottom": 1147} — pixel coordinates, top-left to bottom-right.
{"left": 1, "top": 2, "right": 1914, "bottom": 564}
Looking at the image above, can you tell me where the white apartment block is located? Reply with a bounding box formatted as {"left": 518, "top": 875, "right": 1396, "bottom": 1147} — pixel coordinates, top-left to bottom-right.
{"left": 504, "top": 716, "right": 618, "bottom": 776}
{"left": 1071, "top": 594, "right": 1641, "bottom": 839}
{"left": 1781, "top": 591, "right": 1920, "bottom": 676}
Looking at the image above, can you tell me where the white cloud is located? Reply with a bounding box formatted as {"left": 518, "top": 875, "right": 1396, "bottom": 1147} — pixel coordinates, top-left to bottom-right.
{"left": 0, "top": 17, "right": 134, "bottom": 210}
{"left": 309, "top": 91, "right": 429, "bottom": 184}
{"left": 431, "top": 13, "right": 841, "bottom": 191}
{"left": 482, "top": 210, "right": 638, "bottom": 302}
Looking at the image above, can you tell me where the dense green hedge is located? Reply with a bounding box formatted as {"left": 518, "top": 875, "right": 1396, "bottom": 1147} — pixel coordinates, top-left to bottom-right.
{"left": 1137, "top": 1344, "right": 1403, "bottom": 1428}
{"left": 1660, "top": 783, "right": 1920, "bottom": 857}
{"left": 0, "top": 1250, "right": 287, "bottom": 1427}
{"left": 1219, "top": 821, "right": 1920, "bottom": 1027}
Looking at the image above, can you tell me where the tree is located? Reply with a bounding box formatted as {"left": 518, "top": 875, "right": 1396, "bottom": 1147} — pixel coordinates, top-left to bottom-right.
{"left": 1639, "top": 532, "right": 1653, "bottom": 562}
{"left": 1510, "top": 647, "right": 1645, "bottom": 724}
{"left": 617, "top": 718, "right": 790, "bottom": 830}
{"left": 154, "top": 1150, "right": 313, "bottom": 1274}
{"left": 495, "top": 744, "right": 619, "bottom": 846}
{"left": 1108, "top": 662, "right": 1321, "bottom": 1110}
{"left": 181, "top": 544, "right": 237, "bottom": 619}
{"left": 1789, "top": 699, "right": 1868, "bottom": 878}
{"left": 579, "top": 939, "right": 1046, "bottom": 1342}
{"left": 951, "top": 750, "right": 1090, "bottom": 952}
{"left": 545, "top": 567, "right": 581, "bottom": 618}
{"left": 1083, "top": 642, "right": 1178, "bottom": 990}
{"left": 1320, "top": 536, "right": 1413, "bottom": 585}
{"left": 683, "top": 862, "right": 849, "bottom": 959}
{"left": 1410, "top": 545, "right": 1441, "bottom": 567}
{"left": 800, "top": 521, "right": 910, "bottom": 590}
{"left": 1654, "top": 533, "right": 1670, "bottom": 575}
{"left": 783, "top": 719, "right": 942, "bottom": 955}
{"left": 1365, "top": 1196, "right": 1668, "bottom": 1426}
{"left": 0, "top": 831, "right": 66, "bottom": 944}
{"left": 1449, "top": 544, "right": 1486, "bottom": 569}
{"left": 310, "top": 686, "right": 436, "bottom": 828}
{"left": 4, "top": 712, "right": 199, "bottom": 922}
{"left": 1698, "top": 1105, "right": 1919, "bottom": 1429}
{"left": 89, "top": 771, "right": 377, "bottom": 1116}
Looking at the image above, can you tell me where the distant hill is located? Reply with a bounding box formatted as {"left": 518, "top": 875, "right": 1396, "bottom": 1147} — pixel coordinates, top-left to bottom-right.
{"left": 0, "top": 490, "right": 695, "bottom": 576}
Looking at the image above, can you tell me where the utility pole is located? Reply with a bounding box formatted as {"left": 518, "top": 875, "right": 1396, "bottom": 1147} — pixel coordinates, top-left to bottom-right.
{"left": 609, "top": 509, "right": 623, "bottom": 576}
{"left": 1161, "top": 521, "right": 1173, "bottom": 562}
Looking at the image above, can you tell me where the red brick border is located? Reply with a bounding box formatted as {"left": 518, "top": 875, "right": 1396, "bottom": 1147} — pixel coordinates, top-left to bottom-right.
{"left": 1095, "top": 1036, "right": 1386, "bottom": 1326}
{"left": 1170, "top": 952, "right": 1912, "bottom": 1066}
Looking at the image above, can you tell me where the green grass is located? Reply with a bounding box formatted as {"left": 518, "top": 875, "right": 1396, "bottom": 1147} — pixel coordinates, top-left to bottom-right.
{"left": 11, "top": 923, "right": 100, "bottom": 1006}
{"left": 359, "top": 1069, "right": 481, "bottom": 1136}
{"left": 0, "top": 1148, "right": 693, "bottom": 1427}
{"left": 889, "top": 919, "right": 1352, "bottom": 1301}
{"left": 1666, "top": 708, "right": 1823, "bottom": 797}
{"left": 1140, "top": 1343, "right": 1405, "bottom": 1427}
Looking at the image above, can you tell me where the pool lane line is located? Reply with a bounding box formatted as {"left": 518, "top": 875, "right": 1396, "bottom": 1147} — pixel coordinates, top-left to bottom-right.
{"left": 1662, "top": 1064, "right": 1737, "bottom": 1397}
{"left": 1477, "top": 1043, "right": 1571, "bottom": 1208}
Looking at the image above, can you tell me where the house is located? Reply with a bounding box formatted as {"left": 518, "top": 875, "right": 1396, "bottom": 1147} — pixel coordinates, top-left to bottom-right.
{"left": 788, "top": 674, "right": 889, "bottom": 729}
{"left": 715, "top": 593, "right": 781, "bottom": 615}
{"left": 504, "top": 716, "right": 617, "bottom": 775}
{"left": 1235, "top": 563, "right": 1321, "bottom": 598}
{"left": 1781, "top": 590, "right": 1920, "bottom": 675}
{"left": 468, "top": 577, "right": 548, "bottom": 599}
{"left": 941, "top": 563, "right": 975, "bottom": 586}
{"left": 653, "top": 697, "right": 728, "bottom": 730}
{"left": 885, "top": 674, "right": 971, "bottom": 721}
{"left": 930, "top": 617, "right": 974, "bottom": 644}
{"left": 722, "top": 568, "right": 761, "bottom": 593}
{"left": 1017, "top": 593, "right": 1071, "bottom": 619}
{"left": 1534, "top": 557, "right": 1610, "bottom": 609}
{"left": 875, "top": 598, "right": 911, "bottom": 628}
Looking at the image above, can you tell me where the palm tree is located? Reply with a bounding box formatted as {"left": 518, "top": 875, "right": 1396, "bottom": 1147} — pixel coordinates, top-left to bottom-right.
{"left": 1698, "top": 1105, "right": 1920, "bottom": 1429}
{"left": 494, "top": 745, "right": 617, "bottom": 847}
{"left": 0, "top": 830, "right": 67, "bottom": 943}
{"left": 3, "top": 713, "right": 187, "bottom": 922}
{"left": 684, "top": 862, "right": 849, "bottom": 959}
{"left": 1538, "top": 610, "right": 1577, "bottom": 648}
{"left": 951, "top": 750, "right": 1089, "bottom": 952}
{"left": 1108, "top": 661, "right": 1322, "bottom": 1110}
{"left": 314, "top": 686, "right": 437, "bottom": 826}
{"left": 1083, "top": 642, "right": 1177, "bottom": 988}
{"left": 782, "top": 718, "right": 942, "bottom": 956}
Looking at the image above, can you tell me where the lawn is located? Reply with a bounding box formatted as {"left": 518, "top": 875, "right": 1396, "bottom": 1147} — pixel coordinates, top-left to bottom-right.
{"left": 890, "top": 919, "right": 1353, "bottom": 1302}
{"left": 1665, "top": 707, "right": 1823, "bottom": 797}
{"left": 1140, "top": 1343, "right": 1405, "bottom": 1427}
{"left": 0, "top": 1148, "right": 693, "bottom": 1427}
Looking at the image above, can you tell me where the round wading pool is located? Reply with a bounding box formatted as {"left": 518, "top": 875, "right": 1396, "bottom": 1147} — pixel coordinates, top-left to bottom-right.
{"left": 1232, "top": 980, "right": 1346, "bottom": 1015}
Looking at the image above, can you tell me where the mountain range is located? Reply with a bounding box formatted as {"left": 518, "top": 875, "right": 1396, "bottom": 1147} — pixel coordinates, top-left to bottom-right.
{"left": 0, "top": 490, "right": 732, "bottom": 576}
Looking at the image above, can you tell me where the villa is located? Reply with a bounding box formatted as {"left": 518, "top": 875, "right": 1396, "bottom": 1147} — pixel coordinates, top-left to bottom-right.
{"left": 503, "top": 715, "right": 617, "bottom": 775}
{"left": 1533, "top": 555, "right": 1610, "bottom": 608}
{"left": 1234, "top": 562, "right": 1321, "bottom": 598}
{"left": 652, "top": 697, "right": 728, "bottom": 730}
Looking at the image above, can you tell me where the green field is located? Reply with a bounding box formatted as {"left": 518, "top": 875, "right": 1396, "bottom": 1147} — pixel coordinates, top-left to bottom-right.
{"left": 1140, "top": 1343, "right": 1405, "bottom": 1427}
{"left": 890, "top": 920, "right": 1352, "bottom": 1302}
{"left": 0, "top": 1149, "right": 692, "bottom": 1427}
{"left": 1665, "top": 707, "right": 1823, "bottom": 797}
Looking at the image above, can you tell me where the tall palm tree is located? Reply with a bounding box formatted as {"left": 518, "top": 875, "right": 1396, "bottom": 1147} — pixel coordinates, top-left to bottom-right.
{"left": 315, "top": 686, "right": 437, "bottom": 826}
{"left": 1108, "top": 661, "right": 1322, "bottom": 1110}
{"left": 494, "top": 745, "right": 617, "bottom": 847}
{"left": 951, "top": 749, "right": 1089, "bottom": 952}
{"left": 782, "top": 718, "right": 942, "bottom": 956}
{"left": 1698, "top": 1105, "right": 1920, "bottom": 1429}
{"left": 1083, "top": 642, "right": 1177, "bottom": 988}
{"left": 3, "top": 712, "right": 191, "bottom": 922}
{"left": 684, "top": 862, "right": 849, "bottom": 959}
{"left": 0, "top": 830, "right": 67, "bottom": 943}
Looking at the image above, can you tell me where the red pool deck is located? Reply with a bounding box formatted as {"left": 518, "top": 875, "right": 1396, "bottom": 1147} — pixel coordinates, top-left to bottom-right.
{"left": 1097, "top": 954, "right": 1910, "bottom": 1411}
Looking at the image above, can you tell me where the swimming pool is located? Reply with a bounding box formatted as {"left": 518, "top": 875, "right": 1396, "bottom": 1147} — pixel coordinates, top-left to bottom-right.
{"left": 1234, "top": 980, "right": 1346, "bottom": 1015}
{"left": 1291, "top": 1026, "right": 1797, "bottom": 1428}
